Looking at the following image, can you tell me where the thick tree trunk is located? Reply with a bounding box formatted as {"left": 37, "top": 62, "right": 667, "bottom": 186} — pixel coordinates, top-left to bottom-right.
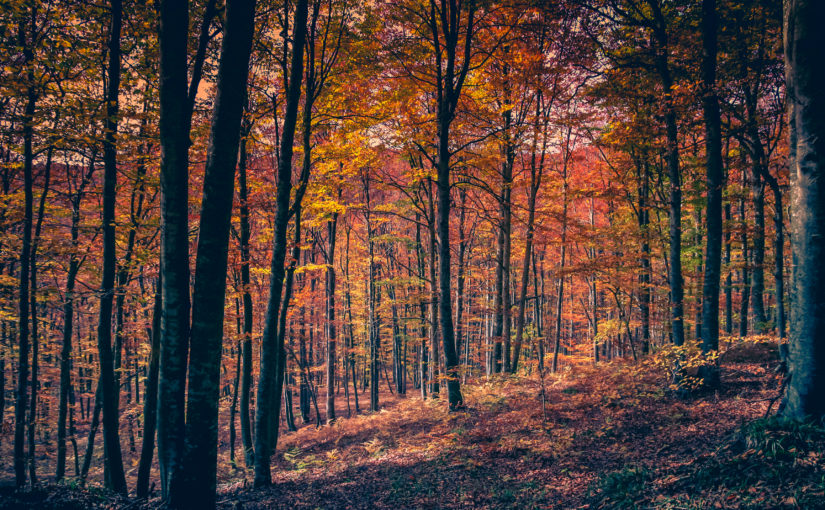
{"left": 157, "top": 0, "right": 192, "bottom": 498}
{"left": 180, "top": 0, "right": 257, "bottom": 502}
{"left": 782, "top": 0, "right": 825, "bottom": 420}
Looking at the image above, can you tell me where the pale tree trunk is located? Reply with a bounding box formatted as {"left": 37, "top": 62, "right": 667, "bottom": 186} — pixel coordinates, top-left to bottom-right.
{"left": 782, "top": 0, "right": 825, "bottom": 420}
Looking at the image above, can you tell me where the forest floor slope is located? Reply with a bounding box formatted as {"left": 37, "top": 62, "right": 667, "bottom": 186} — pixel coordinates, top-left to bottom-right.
{"left": 3, "top": 337, "right": 824, "bottom": 509}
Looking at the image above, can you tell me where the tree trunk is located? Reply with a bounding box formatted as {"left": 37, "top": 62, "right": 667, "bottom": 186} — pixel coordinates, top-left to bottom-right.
{"left": 655, "top": 30, "right": 685, "bottom": 347}
{"left": 180, "top": 0, "right": 257, "bottom": 502}
{"left": 137, "top": 281, "right": 161, "bottom": 498}
{"left": 512, "top": 94, "right": 546, "bottom": 372}
{"left": 782, "top": 0, "right": 825, "bottom": 420}
{"left": 14, "top": 58, "right": 36, "bottom": 491}
{"left": 700, "top": 0, "right": 722, "bottom": 388}
{"left": 97, "top": 0, "right": 127, "bottom": 490}
{"left": 157, "top": 0, "right": 193, "bottom": 498}
{"left": 238, "top": 128, "right": 255, "bottom": 468}
{"left": 326, "top": 211, "right": 338, "bottom": 422}
{"left": 739, "top": 194, "right": 750, "bottom": 337}
{"left": 253, "top": 0, "right": 308, "bottom": 486}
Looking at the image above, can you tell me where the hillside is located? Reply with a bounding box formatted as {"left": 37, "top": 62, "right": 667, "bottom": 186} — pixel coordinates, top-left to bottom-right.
{"left": 5, "top": 338, "right": 822, "bottom": 509}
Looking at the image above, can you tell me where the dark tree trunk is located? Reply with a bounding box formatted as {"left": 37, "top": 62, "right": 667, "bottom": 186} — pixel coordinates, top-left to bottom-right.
{"left": 238, "top": 129, "right": 255, "bottom": 468}
{"left": 782, "top": 0, "right": 825, "bottom": 420}
{"left": 700, "top": 0, "right": 722, "bottom": 388}
{"left": 425, "top": 180, "right": 440, "bottom": 395}
{"left": 751, "top": 169, "right": 767, "bottom": 331}
{"left": 180, "top": 0, "right": 257, "bottom": 502}
{"left": 513, "top": 96, "right": 545, "bottom": 372}
{"left": 654, "top": 25, "right": 685, "bottom": 347}
{"left": 97, "top": 0, "right": 127, "bottom": 491}
{"left": 14, "top": 55, "right": 36, "bottom": 491}
{"left": 638, "top": 157, "right": 651, "bottom": 355}
{"left": 739, "top": 196, "right": 750, "bottom": 337}
{"left": 365, "top": 174, "right": 380, "bottom": 412}
{"left": 27, "top": 145, "right": 52, "bottom": 485}
{"left": 724, "top": 199, "right": 733, "bottom": 336}
{"left": 137, "top": 281, "right": 161, "bottom": 498}
{"left": 326, "top": 211, "right": 338, "bottom": 422}
{"left": 157, "top": 0, "right": 192, "bottom": 498}
{"left": 253, "top": 0, "right": 308, "bottom": 487}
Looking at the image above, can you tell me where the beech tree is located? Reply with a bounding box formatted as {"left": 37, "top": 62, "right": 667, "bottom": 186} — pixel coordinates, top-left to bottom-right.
{"left": 782, "top": 0, "right": 825, "bottom": 420}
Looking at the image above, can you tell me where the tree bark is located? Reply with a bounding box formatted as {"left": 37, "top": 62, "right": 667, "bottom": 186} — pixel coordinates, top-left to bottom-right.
{"left": 97, "top": 0, "right": 127, "bottom": 491}
{"left": 238, "top": 127, "right": 255, "bottom": 467}
{"left": 782, "top": 0, "right": 825, "bottom": 420}
{"left": 700, "top": 0, "right": 722, "bottom": 388}
{"left": 253, "top": 0, "right": 308, "bottom": 487}
{"left": 180, "top": 0, "right": 257, "bottom": 502}
{"left": 157, "top": 0, "right": 192, "bottom": 498}
{"left": 137, "top": 280, "right": 161, "bottom": 498}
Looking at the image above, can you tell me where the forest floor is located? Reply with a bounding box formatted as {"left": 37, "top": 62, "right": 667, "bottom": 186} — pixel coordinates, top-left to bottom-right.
{"left": 3, "top": 337, "right": 825, "bottom": 509}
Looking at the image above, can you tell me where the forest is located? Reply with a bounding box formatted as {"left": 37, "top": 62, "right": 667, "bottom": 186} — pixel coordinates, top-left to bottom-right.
{"left": 0, "top": 0, "right": 824, "bottom": 508}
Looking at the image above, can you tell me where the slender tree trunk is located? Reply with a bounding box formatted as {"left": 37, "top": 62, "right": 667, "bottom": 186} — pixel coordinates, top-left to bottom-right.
{"left": 655, "top": 31, "right": 685, "bottom": 347}
{"left": 739, "top": 194, "right": 751, "bottom": 337}
{"left": 253, "top": 0, "right": 308, "bottom": 486}
{"left": 97, "top": 0, "right": 127, "bottom": 490}
{"left": 638, "top": 157, "right": 651, "bottom": 355}
{"left": 27, "top": 147, "right": 51, "bottom": 485}
{"left": 512, "top": 95, "right": 545, "bottom": 371}
{"left": 14, "top": 65, "right": 36, "bottom": 491}
{"left": 455, "top": 189, "right": 467, "bottom": 371}
{"left": 750, "top": 169, "right": 767, "bottom": 331}
{"left": 137, "top": 280, "right": 161, "bottom": 498}
{"left": 326, "top": 211, "right": 338, "bottom": 422}
{"left": 365, "top": 174, "right": 380, "bottom": 412}
{"left": 238, "top": 128, "right": 255, "bottom": 467}
{"left": 700, "top": 0, "right": 722, "bottom": 388}
{"left": 724, "top": 199, "right": 733, "bottom": 336}
{"left": 57, "top": 236, "right": 79, "bottom": 482}
{"left": 552, "top": 158, "right": 569, "bottom": 373}
{"left": 426, "top": 180, "right": 440, "bottom": 395}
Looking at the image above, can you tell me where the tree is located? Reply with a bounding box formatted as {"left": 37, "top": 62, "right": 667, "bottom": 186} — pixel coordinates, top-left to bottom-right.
{"left": 699, "top": 0, "right": 722, "bottom": 388}
{"left": 179, "top": 0, "right": 258, "bottom": 503}
{"left": 782, "top": 0, "right": 825, "bottom": 420}
{"left": 254, "top": 0, "right": 309, "bottom": 487}
{"left": 431, "top": 0, "right": 477, "bottom": 410}
{"left": 95, "top": 0, "right": 127, "bottom": 492}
